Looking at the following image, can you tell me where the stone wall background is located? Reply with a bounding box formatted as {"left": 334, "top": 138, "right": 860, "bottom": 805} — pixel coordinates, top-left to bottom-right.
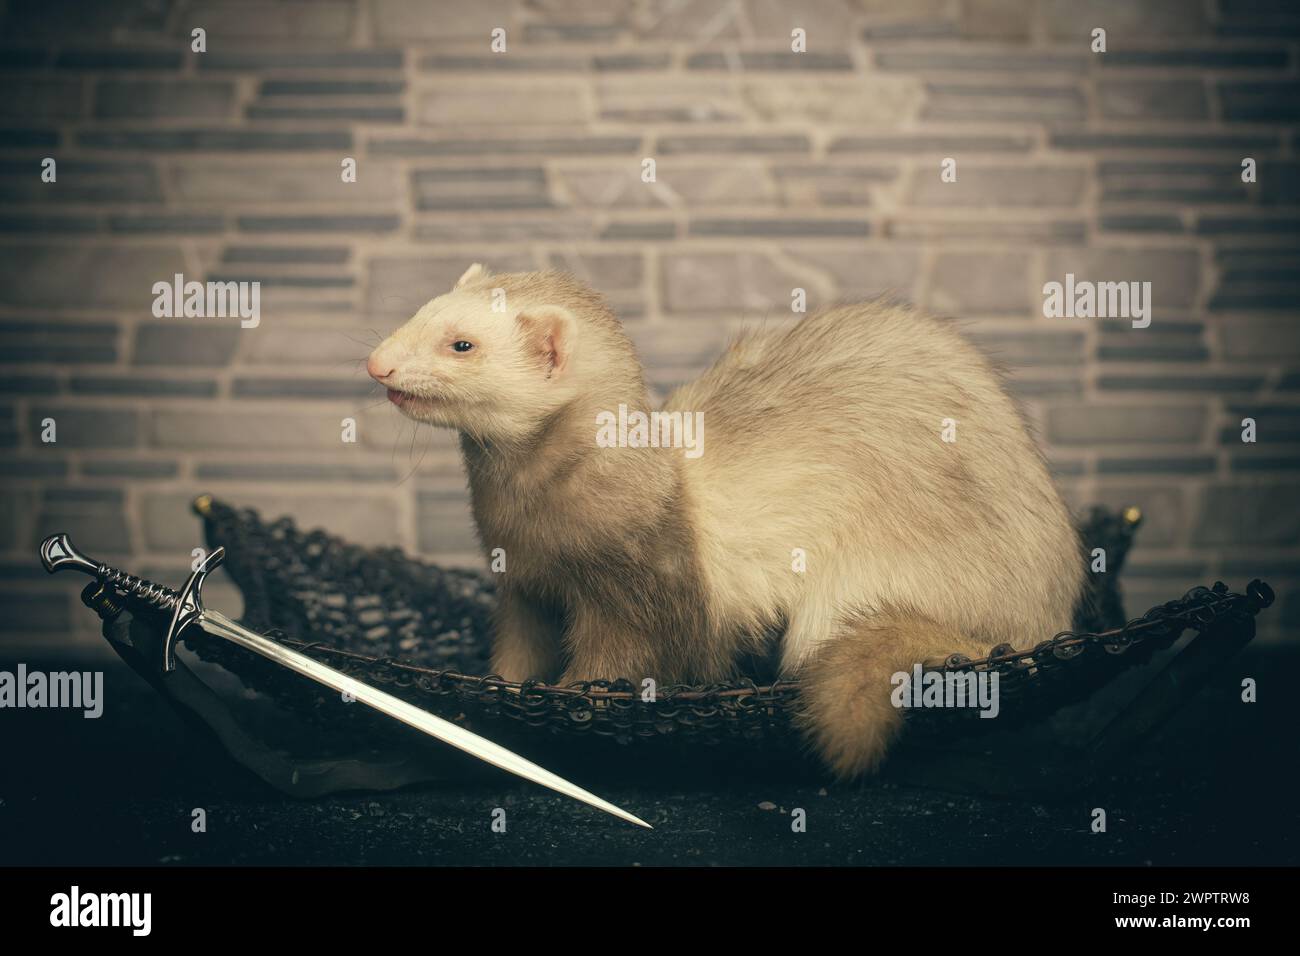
{"left": 1, "top": 0, "right": 1297, "bottom": 652}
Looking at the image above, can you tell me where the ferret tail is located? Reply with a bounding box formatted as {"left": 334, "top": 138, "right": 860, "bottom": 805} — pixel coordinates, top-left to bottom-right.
{"left": 794, "top": 609, "right": 976, "bottom": 778}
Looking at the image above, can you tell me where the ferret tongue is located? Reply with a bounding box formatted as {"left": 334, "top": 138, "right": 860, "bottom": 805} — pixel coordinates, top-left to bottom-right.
{"left": 387, "top": 388, "right": 405, "bottom": 406}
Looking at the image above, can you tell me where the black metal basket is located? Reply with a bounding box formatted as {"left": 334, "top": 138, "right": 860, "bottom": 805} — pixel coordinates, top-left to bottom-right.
{"left": 176, "top": 494, "right": 1271, "bottom": 747}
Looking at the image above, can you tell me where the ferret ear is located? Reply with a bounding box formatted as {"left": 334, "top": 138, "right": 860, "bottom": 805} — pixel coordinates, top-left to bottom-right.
{"left": 516, "top": 306, "right": 576, "bottom": 379}
{"left": 455, "top": 263, "right": 487, "bottom": 289}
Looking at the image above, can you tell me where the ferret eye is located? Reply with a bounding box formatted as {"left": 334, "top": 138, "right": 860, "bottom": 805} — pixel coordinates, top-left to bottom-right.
{"left": 451, "top": 340, "right": 474, "bottom": 353}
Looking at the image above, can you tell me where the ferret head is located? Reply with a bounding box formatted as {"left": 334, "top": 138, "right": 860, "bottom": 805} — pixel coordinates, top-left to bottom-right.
{"left": 368, "top": 264, "right": 621, "bottom": 444}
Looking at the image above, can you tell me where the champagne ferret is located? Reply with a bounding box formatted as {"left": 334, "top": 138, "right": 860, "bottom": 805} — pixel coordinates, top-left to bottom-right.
{"left": 368, "top": 264, "right": 1083, "bottom": 776}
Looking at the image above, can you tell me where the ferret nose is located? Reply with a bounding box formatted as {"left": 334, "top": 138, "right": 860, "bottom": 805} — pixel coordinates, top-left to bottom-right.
{"left": 367, "top": 353, "right": 395, "bottom": 382}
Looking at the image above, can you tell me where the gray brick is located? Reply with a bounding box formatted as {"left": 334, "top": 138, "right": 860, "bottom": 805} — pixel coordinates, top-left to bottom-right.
{"left": 185, "top": 0, "right": 356, "bottom": 39}
{"left": 1099, "top": 375, "right": 1264, "bottom": 394}
{"left": 1231, "top": 455, "right": 1300, "bottom": 473}
{"left": 1096, "top": 342, "right": 1209, "bottom": 362}
{"left": 419, "top": 54, "right": 588, "bottom": 72}
{"left": 1043, "top": 0, "right": 1209, "bottom": 38}
{"left": 77, "top": 130, "right": 352, "bottom": 152}
{"left": 1050, "top": 131, "right": 1280, "bottom": 152}
{"left": 150, "top": 410, "right": 344, "bottom": 451}
{"left": 1195, "top": 483, "right": 1300, "bottom": 546}
{"left": 81, "top": 459, "right": 178, "bottom": 478}
{"left": 417, "top": 489, "right": 481, "bottom": 553}
{"left": 196, "top": 462, "right": 398, "bottom": 482}
{"left": 246, "top": 104, "right": 405, "bottom": 122}
{"left": 1197, "top": 216, "right": 1300, "bottom": 236}
{"left": 0, "top": 159, "right": 162, "bottom": 204}
{"left": 200, "top": 50, "right": 402, "bottom": 71}
{"left": 1097, "top": 456, "right": 1216, "bottom": 475}
{"left": 968, "top": 331, "right": 1086, "bottom": 367}
{"left": 888, "top": 219, "right": 1086, "bottom": 243}
{"left": 928, "top": 251, "right": 1031, "bottom": 315}
{"left": 53, "top": 48, "right": 178, "bottom": 69}
{"left": 1099, "top": 215, "right": 1186, "bottom": 234}
{"left": 555, "top": 163, "right": 770, "bottom": 207}
{"left": 524, "top": 23, "right": 624, "bottom": 44}
{"left": 773, "top": 164, "right": 898, "bottom": 205}
{"left": 662, "top": 252, "right": 804, "bottom": 315}
{"left": 0, "top": 244, "right": 185, "bottom": 309}
{"left": 132, "top": 323, "right": 240, "bottom": 367}
{"left": 206, "top": 273, "right": 353, "bottom": 289}
{"left": 1100, "top": 48, "right": 1288, "bottom": 68}
{"left": 27, "top": 407, "right": 139, "bottom": 449}
{"left": 599, "top": 220, "right": 675, "bottom": 240}
{"left": 414, "top": 215, "right": 594, "bottom": 242}
{"left": 418, "top": 85, "right": 586, "bottom": 125}
{"left": 171, "top": 162, "right": 399, "bottom": 203}
{"left": 370, "top": 135, "right": 639, "bottom": 156}
{"left": 686, "top": 52, "right": 853, "bottom": 71}
{"left": 1043, "top": 248, "right": 1200, "bottom": 309}
{"left": 1219, "top": 316, "right": 1300, "bottom": 361}
{"left": 373, "top": 0, "right": 513, "bottom": 40}
{"left": 3, "top": 0, "right": 166, "bottom": 37}
{"left": 1097, "top": 80, "right": 1209, "bottom": 120}
{"left": 367, "top": 253, "right": 536, "bottom": 316}
{"left": 1220, "top": 82, "right": 1300, "bottom": 122}
{"left": 222, "top": 246, "right": 349, "bottom": 264}
{"left": 876, "top": 51, "right": 1088, "bottom": 72}
{"left": 94, "top": 81, "right": 235, "bottom": 119}
{"left": 243, "top": 326, "right": 373, "bottom": 366}
{"left": 784, "top": 246, "right": 921, "bottom": 300}
{"left": 412, "top": 167, "right": 549, "bottom": 210}
{"left": 545, "top": 252, "right": 643, "bottom": 290}
{"left": 0, "top": 320, "right": 118, "bottom": 363}
{"left": 657, "top": 134, "right": 810, "bottom": 155}
{"left": 1217, "top": 0, "right": 1300, "bottom": 36}
{"left": 69, "top": 376, "right": 218, "bottom": 398}
{"left": 923, "top": 84, "right": 1085, "bottom": 122}
{"left": 0, "top": 78, "right": 83, "bottom": 119}
{"left": 231, "top": 378, "right": 375, "bottom": 400}
{"left": 237, "top": 215, "right": 401, "bottom": 233}
{"left": 0, "top": 592, "right": 71, "bottom": 633}
{"left": 0, "top": 213, "right": 99, "bottom": 233}
{"left": 593, "top": 53, "right": 672, "bottom": 71}
{"left": 0, "top": 375, "right": 59, "bottom": 395}
{"left": 830, "top": 133, "right": 1034, "bottom": 154}
{"left": 910, "top": 165, "right": 1087, "bottom": 207}
{"left": 689, "top": 218, "right": 870, "bottom": 238}
{"left": 108, "top": 214, "right": 224, "bottom": 234}
{"left": 1225, "top": 404, "right": 1300, "bottom": 441}
{"left": 0, "top": 458, "right": 67, "bottom": 477}
{"left": 1047, "top": 404, "right": 1207, "bottom": 445}
{"left": 0, "top": 128, "right": 59, "bottom": 147}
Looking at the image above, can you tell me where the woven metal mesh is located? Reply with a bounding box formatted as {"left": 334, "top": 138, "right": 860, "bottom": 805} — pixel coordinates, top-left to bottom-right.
{"left": 172, "top": 495, "right": 1270, "bottom": 745}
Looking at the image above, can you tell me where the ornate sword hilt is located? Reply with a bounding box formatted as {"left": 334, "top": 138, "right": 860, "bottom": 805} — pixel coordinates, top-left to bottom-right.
{"left": 39, "top": 532, "right": 226, "bottom": 673}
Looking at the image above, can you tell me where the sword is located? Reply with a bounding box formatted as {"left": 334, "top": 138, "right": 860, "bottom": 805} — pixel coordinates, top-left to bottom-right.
{"left": 40, "top": 532, "right": 651, "bottom": 829}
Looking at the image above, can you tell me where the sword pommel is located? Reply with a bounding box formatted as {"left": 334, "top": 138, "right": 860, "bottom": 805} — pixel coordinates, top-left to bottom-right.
{"left": 163, "top": 546, "right": 225, "bottom": 672}
{"left": 40, "top": 532, "right": 99, "bottom": 577}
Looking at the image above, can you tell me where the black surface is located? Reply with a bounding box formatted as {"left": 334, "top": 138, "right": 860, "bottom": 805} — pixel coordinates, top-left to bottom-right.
{"left": 2, "top": 644, "right": 1296, "bottom": 867}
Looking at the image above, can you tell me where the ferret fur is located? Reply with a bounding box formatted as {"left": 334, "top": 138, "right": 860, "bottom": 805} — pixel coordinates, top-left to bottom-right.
{"left": 368, "top": 265, "right": 1083, "bottom": 776}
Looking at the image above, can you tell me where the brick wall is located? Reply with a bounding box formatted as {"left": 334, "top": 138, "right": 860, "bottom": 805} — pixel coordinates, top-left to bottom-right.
{"left": 1, "top": 0, "right": 1297, "bottom": 651}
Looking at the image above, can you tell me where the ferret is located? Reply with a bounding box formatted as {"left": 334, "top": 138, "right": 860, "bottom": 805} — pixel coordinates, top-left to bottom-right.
{"left": 368, "top": 264, "right": 1083, "bottom": 776}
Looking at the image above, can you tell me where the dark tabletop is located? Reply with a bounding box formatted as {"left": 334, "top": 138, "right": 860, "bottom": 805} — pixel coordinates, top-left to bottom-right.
{"left": 2, "top": 644, "right": 1296, "bottom": 867}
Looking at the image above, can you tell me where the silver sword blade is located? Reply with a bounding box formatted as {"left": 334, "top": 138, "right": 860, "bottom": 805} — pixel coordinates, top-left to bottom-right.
{"left": 196, "top": 608, "right": 652, "bottom": 829}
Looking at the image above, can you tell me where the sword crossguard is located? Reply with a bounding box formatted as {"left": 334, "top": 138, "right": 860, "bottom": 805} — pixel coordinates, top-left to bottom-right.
{"left": 162, "top": 547, "right": 225, "bottom": 672}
